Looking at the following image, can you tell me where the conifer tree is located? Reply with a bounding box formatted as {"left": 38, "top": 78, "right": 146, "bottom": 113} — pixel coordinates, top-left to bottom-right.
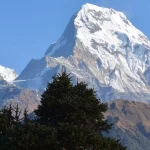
{"left": 0, "top": 106, "right": 59, "bottom": 150}
{"left": 35, "top": 72, "right": 74, "bottom": 125}
{"left": 35, "top": 72, "right": 127, "bottom": 150}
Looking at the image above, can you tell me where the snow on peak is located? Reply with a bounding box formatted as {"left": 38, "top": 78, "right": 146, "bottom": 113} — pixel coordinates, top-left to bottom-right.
{"left": 75, "top": 3, "right": 150, "bottom": 48}
{"left": 81, "top": 3, "right": 119, "bottom": 14}
{"left": 46, "top": 3, "right": 150, "bottom": 58}
{"left": 0, "top": 65, "right": 18, "bottom": 82}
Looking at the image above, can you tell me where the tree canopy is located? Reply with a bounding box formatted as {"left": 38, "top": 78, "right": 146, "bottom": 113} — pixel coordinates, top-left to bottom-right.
{"left": 0, "top": 72, "right": 127, "bottom": 150}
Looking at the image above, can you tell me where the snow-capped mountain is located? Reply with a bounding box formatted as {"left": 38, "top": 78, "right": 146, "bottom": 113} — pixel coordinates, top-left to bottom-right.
{"left": 16, "top": 3, "right": 150, "bottom": 103}
{"left": 0, "top": 65, "right": 18, "bottom": 82}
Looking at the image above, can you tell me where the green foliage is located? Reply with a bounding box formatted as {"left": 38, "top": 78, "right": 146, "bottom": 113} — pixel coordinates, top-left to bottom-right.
{"left": 0, "top": 107, "right": 58, "bottom": 150}
{"left": 0, "top": 72, "right": 127, "bottom": 150}
{"left": 35, "top": 72, "right": 73, "bottom": 124}
{"left": 1, "top": 122, "right": 58, "bottom": 150}
{"left": 35, "top": 72, "right": 127, "bottom": 150}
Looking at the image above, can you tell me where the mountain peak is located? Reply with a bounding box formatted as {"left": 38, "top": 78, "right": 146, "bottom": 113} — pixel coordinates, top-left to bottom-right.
{"left": 81, "top": 3, "right": 101, "bottom": 9}
{"left": 79, "top": 3, "right": 127, "bottom": 22}
{"left": 45, "top": 3, "right": 149, "bottom": 58}
{"left": 17, "top": 3, "right": 150, "bottom": 103}
{"left": 0, "top": 65, "right": 18, "bottom": 82}
{"left": 81, "top": 3, "right": 113, "bottom": 11}
{"left": 75, "top": 3, "right": 149, "bottom": 47}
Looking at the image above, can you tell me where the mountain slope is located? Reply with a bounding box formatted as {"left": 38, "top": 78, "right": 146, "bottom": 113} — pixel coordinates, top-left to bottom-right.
{"left": 16, "top": 3, "right": 150, "bottom": 103}
{"left": 0, "top": 85, "right": 40, "bottom": 116}
{"left": 105, "top": 100, "right": 150, "bottom": 150}
{"left": 0, "top": 65, "right": 40, "bottom": 115}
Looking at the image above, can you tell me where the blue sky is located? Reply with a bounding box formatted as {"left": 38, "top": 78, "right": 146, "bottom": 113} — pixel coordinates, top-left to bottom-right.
{"left": 0, "top": 0, "right": 150, "bottom": 73}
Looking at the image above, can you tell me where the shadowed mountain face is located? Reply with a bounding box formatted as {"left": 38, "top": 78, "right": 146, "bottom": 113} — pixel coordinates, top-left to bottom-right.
{"left": 16, "top": 3, "right": 150, "bottom": 103}
{"left": 105, "top": 100, "right": 150, "bottom": 150}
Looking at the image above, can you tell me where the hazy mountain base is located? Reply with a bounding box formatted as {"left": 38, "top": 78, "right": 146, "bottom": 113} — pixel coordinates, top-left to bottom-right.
{"left": 105, "top": 100, "right": 150, "bottom": 150}
{"left": 16, "top": 57, "right": 150, "bottom": 104}
{"left": 108, "top": 127, "right": 150, "bottom": 150}
{"left": 0, "top": 81, "right": 40, "bottom": 117}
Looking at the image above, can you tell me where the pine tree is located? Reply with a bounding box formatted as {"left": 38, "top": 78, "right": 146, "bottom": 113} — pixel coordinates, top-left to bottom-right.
{"left": 0, "top": 105, "right": 15, "bottom": 136}
{"left": 35, "top": 72, "right": 127, "bottom": 150}
{"left": 0, "top": 106, "right": 59, "bottom": 150}
{"left": 35, "top": 72, "right": 74, "bottom": 125}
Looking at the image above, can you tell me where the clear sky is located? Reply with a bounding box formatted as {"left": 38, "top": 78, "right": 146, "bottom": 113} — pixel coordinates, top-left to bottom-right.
{"left": 0, "top": 0, "right": 150, "bottom": 74}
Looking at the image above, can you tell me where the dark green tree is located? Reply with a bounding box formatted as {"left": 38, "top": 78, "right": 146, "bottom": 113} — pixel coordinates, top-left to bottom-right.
{"left": 0, "top": 122, "right": 58, "bottom": 150}
{"left": 0, "top": 72, "right": 127, "bottom": 150}
{"left": 35, "top": 72, "right": 127, "bottom": 150}
{"left": 0, "top": 106, "right": 59, "bottom": 150}
{"left": 0, "top": 105, "right": 14, "bottom": 136}
{"left": 35, "top": 72, "right": 73, "bottom": 125}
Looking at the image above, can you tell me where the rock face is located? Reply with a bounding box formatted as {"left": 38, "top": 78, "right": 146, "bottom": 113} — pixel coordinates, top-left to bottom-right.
{"left": 0, "top": 83, "right": 41, "bottom": 115}
{"left": 16, "top": 3, "right": 150, "bottom": 103}
{"left": 106, "top": 100, "right": 150, "bottom": 150}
